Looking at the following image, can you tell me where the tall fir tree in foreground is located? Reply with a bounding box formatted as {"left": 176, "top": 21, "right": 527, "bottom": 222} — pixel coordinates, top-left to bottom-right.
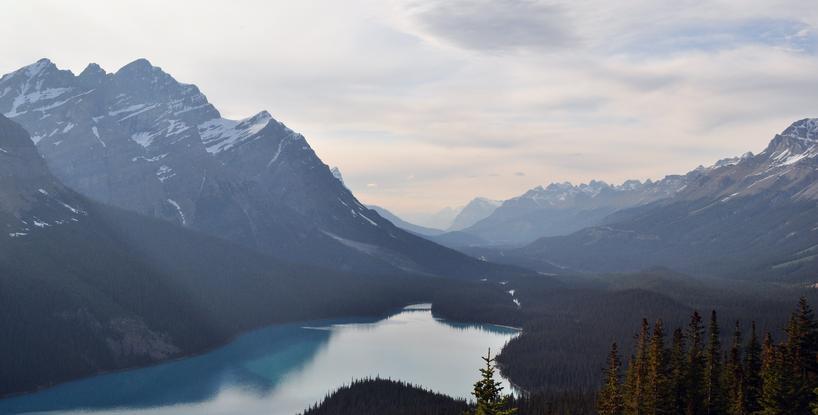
{"left": 598, "top": 342, "right": 625, "bottom": 415}
{"left": 722, "top": 321, "right": 745, "bottom": 415}
{"left": 624, "top": 319, "right": 651, "bottom": 415}
{"left": 744, "top": 321, "right": 762, "bottom": 414}
{"left": 704, "top": 310, "right": 724, "bottom": 414}
{"left": 646, "top": 319, "right": 672, "bottom": 414}
{"left": 686, "top": 311, "right": 705, "bottom": 415}
{"left": 669, "top": 328, "right": 688, "bottom": 415}
{"left": 784, "top": 297, "right": 818, "bottom": 413}
{"left": 758, "top": 332, "right": 786, "bottom": 414}
{"left": 471, "top": 348, "right": 517, "bottom": 415}
{"left": 598, "top": 298, "right": 818, "bottom": 415}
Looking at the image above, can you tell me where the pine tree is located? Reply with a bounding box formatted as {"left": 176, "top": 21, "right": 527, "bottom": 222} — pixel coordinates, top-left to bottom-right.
{"left": 686, "top": 311, "right": 706, "bottom": 415}
{"left": 624, "top": 354, "right": 637, "bottom": 414}
{"left": 598, "top": 342, "right": 625, "bottom": 415}
{"left": 758, "top": 333, "right": 785, "bottom": 415}
{"left": 471, "top": 348, "right": 517, "bottom": 415}
{"left": 783, "top": 297, "right": 818, "bottom": 413}
{"left": 723, "top": 321, "right": 746, "bottom": 415}
{"left": 646, "top": 319, "right": 672, "bottom": 414}
{"left": 669, "top": 328, "right": 688, "bottom": 415}
{"left": 704, "top": 310, "right": 724, "bottom": 414}
{"left": 744, "top": 321, "right": 762, "bottom": 414}
{"left": 625, "top": 319, "right": 651, "bottom": 415}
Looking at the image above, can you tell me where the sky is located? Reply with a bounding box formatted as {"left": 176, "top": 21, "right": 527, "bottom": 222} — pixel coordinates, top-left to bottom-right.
{"left": 1, "top": 0, "right": 817, "bottom": 223}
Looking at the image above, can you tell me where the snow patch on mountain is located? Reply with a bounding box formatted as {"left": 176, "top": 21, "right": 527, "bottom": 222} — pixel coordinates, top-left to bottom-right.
{"left": 199, "top": 111, "right": 272, "bottom": 154}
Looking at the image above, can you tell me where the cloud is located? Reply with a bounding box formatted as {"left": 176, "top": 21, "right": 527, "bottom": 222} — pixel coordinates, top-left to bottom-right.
{"left": 3, "top": 0, "right": 818, "bottom": 216}
{"left": 404, "top": 0, "right": 577, "bottom": 52}
{"left": 617, "top": 18, "right": 818, "bottom": 57}
{"left": 514, "top": 172, "right": 525, "bottom": 176}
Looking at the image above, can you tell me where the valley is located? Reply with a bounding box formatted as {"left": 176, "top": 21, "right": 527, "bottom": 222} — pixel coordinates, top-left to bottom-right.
{"left": 0, "top": 43, "right": 816, "bottom": 414}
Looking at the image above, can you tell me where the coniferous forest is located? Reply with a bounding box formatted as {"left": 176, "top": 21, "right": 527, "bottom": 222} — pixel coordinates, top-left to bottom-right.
{"left": 597, "top": 298, "right": 818, "bottom": 415}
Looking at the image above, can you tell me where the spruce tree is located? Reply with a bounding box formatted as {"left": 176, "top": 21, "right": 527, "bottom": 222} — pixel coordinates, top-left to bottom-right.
{"left": 758, "top": 333, "right": 785, "bottom": 415}
{"left": 686, "top": 311, "right": 706, "bottom": 415}
{"left": 624, "top": 353, "right": 638, "bottom": 415}
{"left": 471, "top": 348, "right": 517, "bottom": 415}
{"left": 598, "top": 342, "right": 625, "bottom": 415}
{"left": 723, "top": 321, "right": 746, "bottom": 415}
{"left": 646, "top": 319, "right": 672, "bottom": 414}
{"left": 744, "top": 321, "right": 762, "bottom": 414}
{"left": 625, "top": 319, "right": 651, "bottom": 415}
{"left": 783, "top": 297, "right": 818, "bottom": 413}
{"left": 704, "top": 310, "right": 724, "bottom": 414}
{"left": 669, "top": 328, "right": 688, "bottom": 415}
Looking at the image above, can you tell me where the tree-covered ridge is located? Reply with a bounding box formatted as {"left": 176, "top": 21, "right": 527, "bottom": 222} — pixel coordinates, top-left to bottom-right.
{"left": 597, "top": 298, "right": 818, "bottom": 414}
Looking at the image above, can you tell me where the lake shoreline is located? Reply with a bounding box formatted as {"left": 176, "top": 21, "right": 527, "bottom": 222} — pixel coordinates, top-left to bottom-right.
{"left": 0, "top": 302, "right": 420, "bottom": 401}
{"left": 1, "top": 304, "right": 519, "bottom": 415}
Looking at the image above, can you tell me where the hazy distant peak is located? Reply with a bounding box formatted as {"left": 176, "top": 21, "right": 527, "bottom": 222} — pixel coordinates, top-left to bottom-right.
{"left": 448, "top": 196, "right": 502, "bottom": 231}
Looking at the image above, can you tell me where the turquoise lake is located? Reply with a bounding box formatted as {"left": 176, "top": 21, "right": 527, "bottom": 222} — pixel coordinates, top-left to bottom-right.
{"left": 0, "top": 304, "right": 519, "bottom": 415}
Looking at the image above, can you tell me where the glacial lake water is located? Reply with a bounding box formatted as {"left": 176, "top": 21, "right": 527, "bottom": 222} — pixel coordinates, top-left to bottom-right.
{"left": 0, "top": 304, "right": 519, "bottom": 415}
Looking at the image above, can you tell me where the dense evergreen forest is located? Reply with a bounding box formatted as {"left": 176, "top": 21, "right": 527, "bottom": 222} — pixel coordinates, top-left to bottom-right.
{"left": 303, "top": 355, "right": 594, "bottom": 415}
{"left": 432, "top": 269, "right": 817, "bottom": 406}
{"left": 307, "top": 294, "right": 818, "bottom": 415}
{"left": 597, "top": 297, "right": 818, "bottom": 414}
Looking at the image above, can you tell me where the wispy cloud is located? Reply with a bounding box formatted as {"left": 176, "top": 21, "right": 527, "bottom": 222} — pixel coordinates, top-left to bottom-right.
{"left": 2, "top": 0, "right": 817, "bottom": 215}
{"left": 405, "top": 0, "right": 578, "bottom": 52}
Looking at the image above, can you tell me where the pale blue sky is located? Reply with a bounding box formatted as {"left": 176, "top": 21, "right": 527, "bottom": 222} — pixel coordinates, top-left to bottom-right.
{"left": 1, "top": 0, "right": 817, "bottom": 218}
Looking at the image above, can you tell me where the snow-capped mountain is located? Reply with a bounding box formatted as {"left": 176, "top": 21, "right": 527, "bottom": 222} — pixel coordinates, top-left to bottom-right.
{"left": 0, "top": 113, "right": 461, "bottom": 397}
{"left": 0, "top": 58, "right": 506, "bottom": 278}
{"left": 448, "top": 197, "right": 502, "bottom": 231}
{"left": 500, "top": 118, "right": 818, "bottom": 281}
{"left": 460, "top": 174, "right": 694, "bottom": 246}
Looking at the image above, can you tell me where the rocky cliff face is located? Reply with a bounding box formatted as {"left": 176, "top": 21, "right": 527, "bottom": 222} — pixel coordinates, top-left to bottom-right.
{"left": 0, "top": 59, "right": 506, "bottom": 277}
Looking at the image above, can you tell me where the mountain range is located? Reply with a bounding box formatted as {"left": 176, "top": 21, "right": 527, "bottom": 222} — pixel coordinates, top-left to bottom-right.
{"left": 468, "top": 118, "right": 818, "bottom": 282}
{"left": 0, "top": 58, "right": 511, "bottom": 279}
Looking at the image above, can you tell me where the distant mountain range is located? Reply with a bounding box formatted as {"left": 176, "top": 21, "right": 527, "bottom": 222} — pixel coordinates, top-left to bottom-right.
{"left": 468, "top": 119, "right": 818, "bottom": 282}
{"left": 0, "top": 58, "right": 512, "bottom": 279}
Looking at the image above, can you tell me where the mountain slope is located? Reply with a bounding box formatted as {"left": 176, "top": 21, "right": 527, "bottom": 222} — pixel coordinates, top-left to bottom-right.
{"left": 0, "top": 114, "right": 439, "bottom": 397}
{"left": 0, "top": 59, "right": 510, "bottom": 278}
{"left": 507, "top": 119, "right": 818, "bottom": 282}
{"left": 367, "top": 205, "right": 445, "bottom": 236}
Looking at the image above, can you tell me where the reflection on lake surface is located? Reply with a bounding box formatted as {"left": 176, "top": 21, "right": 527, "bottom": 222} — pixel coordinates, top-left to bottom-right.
{"left": 1, "top": 304, "right": 519, "bottom": 415}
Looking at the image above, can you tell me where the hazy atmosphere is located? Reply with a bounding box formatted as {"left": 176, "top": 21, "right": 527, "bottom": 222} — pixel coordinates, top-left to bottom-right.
{"left": 3, "top": 1, "right": 818, "bottom": 414}
{"left": 3, "top": 0, "right": 817, "bottom": 217}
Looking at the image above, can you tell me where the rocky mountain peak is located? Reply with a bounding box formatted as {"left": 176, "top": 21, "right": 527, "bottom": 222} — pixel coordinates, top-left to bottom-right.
{"left": 77, "top": 63, "right": 108, "bottom": 86}
{"left": 760, "top": 118, "right": 818, "bottom": 168}
{"left": 781, "top": 118, "right": 818, "bottom": 142}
